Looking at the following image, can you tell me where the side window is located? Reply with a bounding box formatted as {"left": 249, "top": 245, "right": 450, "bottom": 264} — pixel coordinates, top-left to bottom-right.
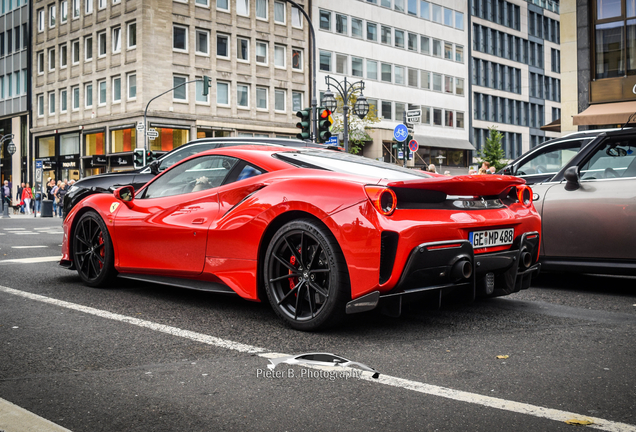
{"left": 516, "top": 140, "right": 585, "bottom": 176}
{"left": 580, "top": 140, "right": 636, "bottom": 180}
{"left": 143, "top": 155, "right": 238, "bottom": 199}
{"left": 237, "top": 164, "right": 264, "bottom": 181}
{"left": 158, "top": 143, "right": 218, "bottom": 171}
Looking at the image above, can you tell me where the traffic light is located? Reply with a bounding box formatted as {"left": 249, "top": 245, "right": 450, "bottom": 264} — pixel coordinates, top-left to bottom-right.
{"left": 133, "top": 148, "right": 145, "bottom": 168}
{"left": 145, "top": 150, "right": 157, "bottom": 164}
{"left": 317, "top": 107, "right": 333, "bottom": 143}
{"left": 202, "top": 76, "right": 211, "bottom": 97}
{"left": 295, "top": 108, "right": 311, "bottom": 140}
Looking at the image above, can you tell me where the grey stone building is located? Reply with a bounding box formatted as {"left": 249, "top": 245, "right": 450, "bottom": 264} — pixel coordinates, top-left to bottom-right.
{"left": 0, "top": 0, "right": 29, "bottom": 199}
{"left": 31, "top": 0, "right": 310, "bottom": 181}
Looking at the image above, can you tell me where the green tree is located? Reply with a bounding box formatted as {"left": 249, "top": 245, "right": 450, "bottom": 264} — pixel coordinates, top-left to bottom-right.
{"left": 329, "top": 92, "right": 381, "bottom": 154}
{"left": 477, "top": 126, "right": 506, "bottom": 170}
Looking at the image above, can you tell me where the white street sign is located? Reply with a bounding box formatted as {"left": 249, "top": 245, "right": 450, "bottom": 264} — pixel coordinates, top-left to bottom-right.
{"left": 406, "top": 109, "right": 421, "bottom": 117}
{"left": 136, "top": 122, "right": 145, "bottom": 131}
{"left": 146, "top": 128, "right": 159, "bottom": 139}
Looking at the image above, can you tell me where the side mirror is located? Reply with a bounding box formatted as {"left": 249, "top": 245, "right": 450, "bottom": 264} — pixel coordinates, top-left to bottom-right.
{"left": 563, "top": 166, "right": 579, "bottom": 186}
{"left": 149, "top": 159, "right": 161, "bottom": 175}
{"left": 114, "top": 185, "right": 135, "bottom": 207}
{"left": 502, "top": 166, "right": 513, "bottom": 175}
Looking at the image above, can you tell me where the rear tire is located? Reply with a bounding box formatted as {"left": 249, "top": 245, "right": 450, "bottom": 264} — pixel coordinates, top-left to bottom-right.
{"left": 72, "top": 211, "right": 117, "bottom": 287}
{"left": 264, "top": 219, "right": 350, "bottom": 331}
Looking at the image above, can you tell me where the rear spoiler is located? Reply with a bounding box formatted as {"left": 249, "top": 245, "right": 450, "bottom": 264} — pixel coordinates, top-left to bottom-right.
{"left": 387, "top": 175, "right": 526, "bottom": 197}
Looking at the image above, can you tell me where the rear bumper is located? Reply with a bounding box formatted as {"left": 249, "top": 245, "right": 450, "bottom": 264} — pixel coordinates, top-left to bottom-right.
{"left": 346, "top": 232, "right": 540, "bottom": 314}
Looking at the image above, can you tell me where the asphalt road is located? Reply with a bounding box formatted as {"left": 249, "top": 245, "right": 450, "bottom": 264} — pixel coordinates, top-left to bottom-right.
{"left": 1, "top": 215, "right": 635, "bottom": 431}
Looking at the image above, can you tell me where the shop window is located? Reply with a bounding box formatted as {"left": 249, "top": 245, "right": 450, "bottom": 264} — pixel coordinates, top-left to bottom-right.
{"left": 111, "top": 128, "right": 137, "bottom": 153}
{"left": 148, "top": 128, "right": 189, "bottom": 152}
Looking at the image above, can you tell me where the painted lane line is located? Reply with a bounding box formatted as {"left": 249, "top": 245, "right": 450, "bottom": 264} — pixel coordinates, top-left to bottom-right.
{"left": 0, "top": 285, "right": 634, "bottom": 432}
{"left": 34, "top": 227, "right": 62, "bottom": 230}
{"left": 13, "top": 232, "right": 39, "bottom": 235}
{"left": 0, "top": 397, "right": 72, "bottom": 432}
{"left": 0, "top": 286, "right": 265, "bottom": 354}
{"left": 12, "top": 246, "right": 48, "bottom": 249}
{"left": 2, "top": 228, "right": 26, "bottom": 230}
{"left": 0, "top": 256, "right": 61, "bottom": 264}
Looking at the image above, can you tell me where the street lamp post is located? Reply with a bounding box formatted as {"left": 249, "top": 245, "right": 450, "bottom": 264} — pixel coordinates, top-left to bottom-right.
{"left": 0, "top": 134, "right": 16, "bottom": 218}
{"left": 321, "top": 76, "right": 369, "bottom": 153}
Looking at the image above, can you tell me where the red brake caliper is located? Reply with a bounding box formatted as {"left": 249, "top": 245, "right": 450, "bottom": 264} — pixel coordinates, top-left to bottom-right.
{"left": 98, "top": 233, "right": 105, "bottom": 269}
{"left": 288, "top": 247, "right": 302, "bottom": 291}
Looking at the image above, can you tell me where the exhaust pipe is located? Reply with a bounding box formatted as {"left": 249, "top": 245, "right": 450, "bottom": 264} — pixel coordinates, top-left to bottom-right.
{"left": 451, "top": 260, "right": 472, "bottom": 281}
{"left": 520, "top": 251, "right": 532, "bottom": 269}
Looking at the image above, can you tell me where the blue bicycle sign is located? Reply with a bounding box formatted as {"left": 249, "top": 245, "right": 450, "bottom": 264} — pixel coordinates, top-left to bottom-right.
{"left": 393, "top": 124, "right": 408, "bottom": 142}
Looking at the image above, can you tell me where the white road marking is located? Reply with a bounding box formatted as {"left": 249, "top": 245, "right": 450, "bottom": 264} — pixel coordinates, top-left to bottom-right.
{"left": 11, "top": 246, "right": 48, "bottom": 249}
{"left": 0, "top": 256, "right": 61, "bottom": 264}
{"left": 0, "top": 284, "right": 634, "bottom": 432}
{"left": 13, "top": 232, "right": 39, "bottom": 235}
{"left": 3, "top": 228, "right": 25, "bottom": 230}
{"left": 0, "top": 397, "right": 72, "bottom": 432}
{"left": 34, "top": 227, "right": 62, "bottom": 231}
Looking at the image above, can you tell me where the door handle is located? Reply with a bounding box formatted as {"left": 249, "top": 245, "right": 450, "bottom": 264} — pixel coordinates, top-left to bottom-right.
{"left": 192, "top": 217, "right": 207, "bottom": 224}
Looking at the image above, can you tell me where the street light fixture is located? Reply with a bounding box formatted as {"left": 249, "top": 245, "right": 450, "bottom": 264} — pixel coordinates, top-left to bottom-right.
{"left": 321, "top": 76, "right": 368, "bottom": 153}
{"left": 0, "top": 134, "right": 16, "bottom": 218}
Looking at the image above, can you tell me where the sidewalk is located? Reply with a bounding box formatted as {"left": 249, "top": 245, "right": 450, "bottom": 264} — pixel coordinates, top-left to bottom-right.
{"left": 0, "top": 209, "right": 63, "bottom": 220}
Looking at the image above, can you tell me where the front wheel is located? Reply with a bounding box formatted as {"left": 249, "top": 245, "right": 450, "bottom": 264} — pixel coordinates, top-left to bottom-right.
{"left": 264, "top": 219, "right": 350, "bottom": 331}
{"left": 72, "top": 211, "right": 117, "bottom": 287}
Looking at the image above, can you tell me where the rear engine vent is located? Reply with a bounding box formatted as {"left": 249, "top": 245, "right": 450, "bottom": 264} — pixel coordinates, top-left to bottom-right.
{"left": 380, "top": 231, "right": 399, "bottom": 284}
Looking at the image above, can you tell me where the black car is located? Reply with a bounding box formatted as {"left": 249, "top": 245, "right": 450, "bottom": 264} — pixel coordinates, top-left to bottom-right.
{"left": 498, "top": 129, "right": 619, "bottom": 184}
{"left": 63, "top": 137, "right": 338, "bottom": 217}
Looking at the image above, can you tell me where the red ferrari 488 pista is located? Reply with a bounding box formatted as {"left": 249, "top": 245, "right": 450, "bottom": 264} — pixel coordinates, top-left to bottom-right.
{"left": 61, "top": 146, "right": 541, "bottom": 330}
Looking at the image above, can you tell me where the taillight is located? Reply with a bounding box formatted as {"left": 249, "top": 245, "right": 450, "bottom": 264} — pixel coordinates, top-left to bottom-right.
{"left": 365, "top": 186, "right": 397, "bottom": 216}
{"left": 516, "top": 185, "right": 532, "bottom": 206}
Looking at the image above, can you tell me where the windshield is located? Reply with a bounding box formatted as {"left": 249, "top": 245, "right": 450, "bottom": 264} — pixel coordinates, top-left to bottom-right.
{"left": 274, "top": 151, "right": 432, "bottom": 181}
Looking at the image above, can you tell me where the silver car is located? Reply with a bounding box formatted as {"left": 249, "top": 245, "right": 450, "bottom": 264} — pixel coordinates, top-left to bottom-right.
{"left": 528, "top": 129, "right": 636, "bottom": 275}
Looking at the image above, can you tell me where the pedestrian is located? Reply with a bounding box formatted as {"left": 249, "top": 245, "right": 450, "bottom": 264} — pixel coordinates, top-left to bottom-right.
{"left": 480, "top": 161, "right": 491, "bottom": 172}
{"left": 489, "top": 167, "right": 496, "bottom": 174}
{"left": 444, "top": 170, "right": 451, "bottom": 176}
{"left": 21, "top": 182, "right": 33, "bottom": 215}
{"left": 50, "top": 180, "right": 60, "bottom": 216}
{"left": 478, "top": 168, "right": 487, "bottom": 175}
{"left": 2, "top": 180, "right": 11, "bottom": 211}
{"left": 34, "top": 182, "right": 43, "bottom": 216}
{"left": 428, "top": 164, "right": 437, "bottom": 173}
{"left": 55, "top": 183, "right": 67, "bottom": 217}
{"left": 17, "top": 183, "right": 25, "bottom": 213}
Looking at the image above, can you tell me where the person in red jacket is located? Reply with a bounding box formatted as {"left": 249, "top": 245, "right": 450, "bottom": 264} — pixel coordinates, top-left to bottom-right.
{"left": 21, "top": 182, "right": 33, "bottom": 215}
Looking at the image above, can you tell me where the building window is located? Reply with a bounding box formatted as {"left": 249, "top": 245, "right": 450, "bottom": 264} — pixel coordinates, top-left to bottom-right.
{"left": 217, "top": 81, "right": 229, "bottom": 105}
{"left": 37, "top": 9, "right": 45, "bottom": 32}
{"left": 112, "top": 27, "right": 122, "bottom": 53}
{"left": 352, "top": 57, "right": 363, "bottom": 77}
{"left": 37, "top": 51, "right": 44, "bottom": 74}
{"left": 173, "top": 75, "right": 187, "bottom": 101}
{"left": 292, "top": 91, "right": 302, "bottom": 111}
{"left": 456, "top": 45, "right": 464, "bottom": 63}
{"left": 433, "top": 73, "right": 442, "bottom": 91}
{"left": 98, "top": 0, "right": 106, "bottom": 9}
{"left": 394, "top": 65, "right": 405, "bottom": 85}
{"left": 455, "top": 11, "right": 464, "bottom": 30}
{"left": 85, "top": 36, "right": 93, "bottom": 60}
{"left": 113, "top": 77, "right": 121, "bottom": 102}
{"left": 275, "top": 45, "right": 286, "bottom": 67}
{"left": 381, "top": 101, "right": 392, "bottom": 120}
{"left": 421, "top": 70, "right": 430, "bottom": 89}
{"left": 196, "top": 78, "right": 209, "bottom": 103}
{"left": 381, "top": 26, "right": 391, "bottom": 45}
{"left": 49, "top": 92, "right": 56, "bottom": 115}
{"left": 237, "top": 84, "right": 249, "bottom": 108}
{"left": 237, "top": 0, "right": 249, "bottom": 16}
{"left": 256, "top": 0, "right": 267, "bottom": 19}
{"left": 86, "top": 0, "right": 94, "bottom": 14}
{"left": 445, "top": 76, "right": 453, "bottom": 93}
{"left": 60, "top": 44, "right": 68, "bottom": 68}
{"left": 38, "top": 94, "right": 44, "bottom": 117}
{"left": 72, "top": 0, "right": 80, "bottom": 18}
{"left": 336, "top": 54, "right": 347, "bottom": 74}
{"left": 291, "top": 5, "right": 302, "bottom": 28}
{"left": 61, "top": 89, "right": 68, "bottom": 113}
{"left": 237, "top": 37, "right": 249, "bottom": 61}
{"left": 98, "top": 80, "right": 107, "bottom": 105}
{"left": 173, "top": 25, "right": 188, "bottom": 51}
{"left": 432, "top": 4, "right": 442, "bottom": 23}
{"left": 217, "top": 34, "right": 229, "bottom": 58}
{"left": 320, "top": 10, "right": 331, "bottom": 31}
{"left": 49, "top": 4, "right": 56, "bottom": 28}
{"left": 319, "top": 50, "right": 331, "bottom": 72}
{"left": 72, "top": 86, "right": 80, "bottom": 110}
{"left": 274, "top": 1, "right": 285, "bottom": 23}
{"left": 456, "top": 78, "right": 464, "bottom": 96}
{"left": 196, "top": 29, "right": 210, "bottom": 55}
{"left": 433, "top": 108, "right": 442, "bottom": 126}
{"left": 381, "top": 63, "right": 392, "bottom": 82}
{"left": 408, "top": 33, "right": 417, "bottom": 51}
{"left": 274, "top": 89, "right": 286, "bottom": 111}
{"left": 256, "top": 41, "right": 267, "bottom": 64}
{"left": 85, "top": 83, "right": 93, "bottom": 107}
{"left": 421, "top": 36, "right": 430, "bottom": 54}
{"left": 394, "top": 30, "right": 404, "bottom": 48}
{"left": 256, "top": 87, "right": 268, "bottom": 109}
{"left": 336, "top": 14, "right": 347, "bottom": 34}
{"left": 367, "top": 22, "right": 378, "bottom": 41}
{"left": 127, "top": 73, "right": 136, "bottom": 99}
{"left": 456, "top": 112, "right": 464, "bottom": 128}
{"left": 48, "top": 48, "right": 56, "bottom": 72}
{"left": 292, "top": 48, "right": 303, "bottom": 70}
{"left": 128, "top": 22, "right": 137, "bottom": 49}
{"left": 367, "top": 60, "right": 377, "bottom": 80}
{"left": 72, "top": 40, "right": 80, "bottom": 64}
{"left": 594, "top": 0, "right": 636, "bottom": 78}
{"left": 217, "top": 0, "right": 229, "bottom": 11}
{"left": 61, "top": 0, "right": 68, "bottom": 23}
{"left": 98, "top": 31, "right": 106, "bottom": 57}
{"left": 351, "top": 18, "right": 363, "bottom": 38}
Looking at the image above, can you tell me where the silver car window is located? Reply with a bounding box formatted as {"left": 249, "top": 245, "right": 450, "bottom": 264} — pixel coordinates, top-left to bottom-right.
{"left": 516, "top": 140, "right": 586, "bottom": 176}
{"left": 580, "top": 140, "right": 636, "bottom": 180}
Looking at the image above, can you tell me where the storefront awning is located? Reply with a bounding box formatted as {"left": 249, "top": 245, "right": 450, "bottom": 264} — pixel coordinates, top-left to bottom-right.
{"left": 540, "top": 118, "right": 561, "bottom": 132}
{"left": 413, "top": 135, "right": 476, "bottom": 151}
{"left": 572, "top": 101, "right": 636, "bottom": 125}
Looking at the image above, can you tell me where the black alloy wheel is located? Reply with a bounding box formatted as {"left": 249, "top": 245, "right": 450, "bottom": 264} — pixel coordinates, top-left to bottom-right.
{"left": 72, "top": 211, "right": 117, "bottom": 287}
{"left": 264, "top": 219, "right": 349, "bottom": 331}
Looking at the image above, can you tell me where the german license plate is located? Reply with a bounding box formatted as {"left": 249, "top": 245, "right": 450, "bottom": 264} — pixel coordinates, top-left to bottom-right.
{"left": 469, "top": 228, "right": 514, "bottom": 248}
